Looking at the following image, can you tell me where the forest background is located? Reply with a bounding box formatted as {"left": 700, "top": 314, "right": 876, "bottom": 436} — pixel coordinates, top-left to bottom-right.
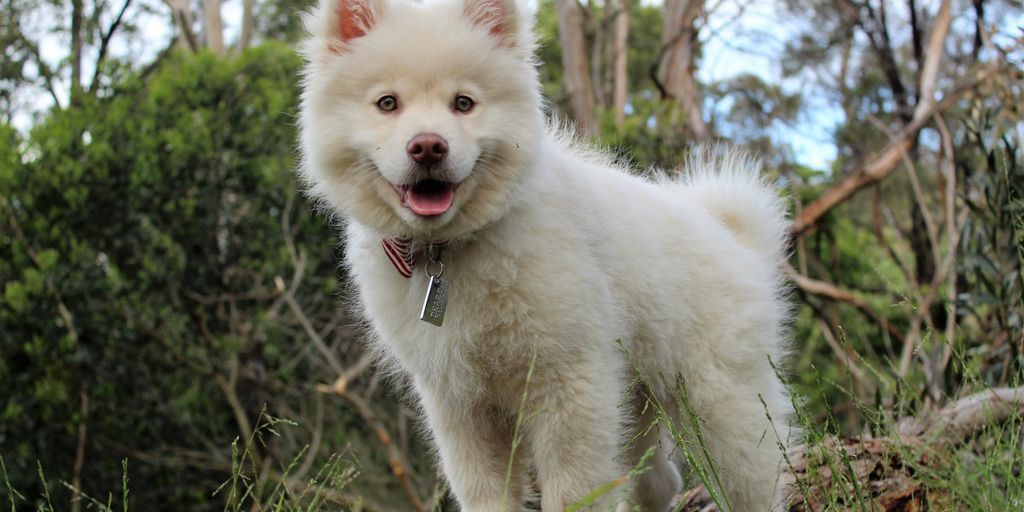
{"left": 1, "top": 0, "right": 1022, "bottom": 510}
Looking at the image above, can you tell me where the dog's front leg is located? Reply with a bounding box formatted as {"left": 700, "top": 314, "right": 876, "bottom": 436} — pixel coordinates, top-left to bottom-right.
{"left": 525, "top": 357, "right": 626, "bottom": 511}
{"left": 418, "top": 386, "right": 523, "bottom": 512}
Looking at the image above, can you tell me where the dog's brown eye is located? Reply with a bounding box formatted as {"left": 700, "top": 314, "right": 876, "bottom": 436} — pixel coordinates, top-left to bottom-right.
{"left": 454, "top": 95, "right": 474, "bottom": 113}
{"left": 377, "top": 95, "right": 398, "bottom": 112}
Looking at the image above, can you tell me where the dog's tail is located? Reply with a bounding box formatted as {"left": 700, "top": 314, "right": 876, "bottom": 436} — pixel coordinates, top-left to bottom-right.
{"left": 675, "top": 149, "right": 789, "bottom": 261}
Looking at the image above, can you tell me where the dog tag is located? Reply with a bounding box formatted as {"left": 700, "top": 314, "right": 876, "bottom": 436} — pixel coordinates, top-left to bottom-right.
{"left": 419, "top": 275, "right": 449, "bottom": 326}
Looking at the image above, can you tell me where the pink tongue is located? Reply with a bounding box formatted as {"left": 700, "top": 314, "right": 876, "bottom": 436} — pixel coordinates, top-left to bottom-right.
{"left": 404, "top": 184, "right": 455, "bottom": 216}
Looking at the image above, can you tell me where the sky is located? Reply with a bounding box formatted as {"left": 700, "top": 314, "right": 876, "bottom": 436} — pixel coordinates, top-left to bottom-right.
{"left": 695, "top": 0, "right": 842, "bottom": 169}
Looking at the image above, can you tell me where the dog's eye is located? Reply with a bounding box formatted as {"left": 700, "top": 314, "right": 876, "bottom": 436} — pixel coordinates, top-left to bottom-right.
{"left": 376, "top": 95, "right": 398, "bottom": 112}
{"left": 454, "top": 95, "right": 474, "bottom": 113}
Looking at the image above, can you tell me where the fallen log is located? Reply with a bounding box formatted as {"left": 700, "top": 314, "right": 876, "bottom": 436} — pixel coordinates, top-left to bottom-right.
{"left": 674, "top": 387, "right": 1024, "bottom": 511}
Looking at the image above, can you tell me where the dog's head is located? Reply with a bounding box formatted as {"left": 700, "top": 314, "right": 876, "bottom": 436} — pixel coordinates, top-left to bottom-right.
{"left": 299, "top": 0, "right": 543, "bottom": 239}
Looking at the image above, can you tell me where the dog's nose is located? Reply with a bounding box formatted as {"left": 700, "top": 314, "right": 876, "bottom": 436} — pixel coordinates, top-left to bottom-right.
{"left": 407, "top": 133, "right": 448, "bottom": 166}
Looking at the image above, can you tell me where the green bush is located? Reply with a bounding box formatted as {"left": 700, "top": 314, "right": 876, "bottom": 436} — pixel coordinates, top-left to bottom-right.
{"left": 0, "top": 43, "right": 352, "bottom": 510}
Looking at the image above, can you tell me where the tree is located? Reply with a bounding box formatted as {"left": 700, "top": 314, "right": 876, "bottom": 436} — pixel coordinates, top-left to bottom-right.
{"left": 655, "top": 0, "right": 708, "bottom": 142}
{"left": 610, "top": 0, "right": 629, "bottom": 127}
{"left": 556, "top": 0, "right": 599, "bottom": 133}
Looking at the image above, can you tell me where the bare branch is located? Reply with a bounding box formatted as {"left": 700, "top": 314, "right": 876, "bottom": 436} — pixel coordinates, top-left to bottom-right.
{"left": 18, "top": 35, "right": 63, "bottom": 108}
{"left": 324, "top": 351, "right": 374, "bottom": 395}
{"left": 791, "top": 67, "right": 994, "bottom": 238}
{"left": 278, "top": 257, "right": 346, "bottom": 376}
{"left": 784, "top": 262, "right": 904, "bottom": 345}
{"left": 163, "top": 0, "right": 199, "bottom": 52}
{"left": 214, "top": 355, "right": 259, "bottom": 465}
{"left": 913, "top": 0, "right": 952, "bottom": 124}
{"left": 70, "top": 388, "right": 89, "bottom": 512}
{"left": 898, "top": 387, "right": 1024, "bottom": 441}
{"left": 89, "top": 0, "right": 133, "bottom": 93}
{"left": 317, "top": 381, "right": 428, "bottom": 512}
{"left": 815, "top": 315, "right": 869, "bottom": 386}
{"left": 933, "top": 113, "right": 959, "bottom": 378}
{"left": 293, "top": 393, "right": 325, "bottom": 481}
{"left": 865, "top": 113, "right": 940, "bottom": 273}
{"left": 837, "top": 0, "right": 910, "bottom": 116}
{"left": 2, "top": 196, "right": 79, "bottom": 344}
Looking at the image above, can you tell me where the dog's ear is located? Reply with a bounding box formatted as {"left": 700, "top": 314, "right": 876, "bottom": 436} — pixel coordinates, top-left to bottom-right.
{"left": 463, "top": 0, "right": 524, "bottom": 48}
{"left": 332, "top": 0, "right": 384, "bottom": 48}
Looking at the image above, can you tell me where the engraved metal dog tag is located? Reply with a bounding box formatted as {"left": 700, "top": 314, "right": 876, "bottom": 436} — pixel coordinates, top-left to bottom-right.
{"left": 419, "top": 275, "right": 449, "bottom": 326}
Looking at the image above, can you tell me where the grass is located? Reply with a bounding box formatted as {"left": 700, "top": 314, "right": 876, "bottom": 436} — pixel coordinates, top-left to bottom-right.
{"left": 3, "top": 355, "right": 1021, "bottom": 512}
{"left": 2, "top": 411, "right": 362, "bottom": 512}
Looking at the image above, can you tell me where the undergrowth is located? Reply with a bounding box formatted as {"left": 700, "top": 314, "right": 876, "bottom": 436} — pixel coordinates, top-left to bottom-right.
{"left": 3, "top": 352, "right": 1021, "bottom": 511}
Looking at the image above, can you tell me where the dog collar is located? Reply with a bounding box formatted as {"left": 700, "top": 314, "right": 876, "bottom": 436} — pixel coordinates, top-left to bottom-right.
{"left": 380, "top": 238, "right": 448, "bottom": 278}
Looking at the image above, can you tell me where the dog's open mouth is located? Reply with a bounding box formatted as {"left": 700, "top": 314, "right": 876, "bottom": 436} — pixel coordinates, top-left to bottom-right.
{"left": 393, "top": 179, "right": 459, "bottom": 217}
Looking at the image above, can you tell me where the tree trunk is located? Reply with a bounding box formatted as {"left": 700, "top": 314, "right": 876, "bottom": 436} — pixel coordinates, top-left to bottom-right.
{"left": 202, "top": 0, "right": 225, "bottom": 55}
{"left": 70, "top": 0, "right": 84, "bottom": 104}
{"left": 238, "top": 0, "right": 256, "bottom": 52}
{"left": 657, "top": 0, "right": 708, "bottom": 142}
{"left": 592, "top": 1, "right": 609, "bottom": 108}
{"left": 611, "top": 0, "right": 629, "bottom": 128}
{"left": 164, "top": 0, "right": 199, "bottom": 52}
{"left": 556, "top": 0, "right": 598, "bottom": 134}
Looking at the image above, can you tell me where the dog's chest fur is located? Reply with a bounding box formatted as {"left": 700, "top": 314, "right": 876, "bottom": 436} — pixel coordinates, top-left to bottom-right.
{"left": 345, "top": 204, "right": 627, "bottom": 407}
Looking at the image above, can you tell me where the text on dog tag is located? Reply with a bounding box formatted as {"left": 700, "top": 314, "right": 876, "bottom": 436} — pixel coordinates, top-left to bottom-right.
{"left": 419, "top": 275, "right": 449, "bottom": 326}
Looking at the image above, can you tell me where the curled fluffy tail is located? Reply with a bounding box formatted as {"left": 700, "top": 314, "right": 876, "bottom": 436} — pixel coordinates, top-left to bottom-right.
{"left": 675, "top": 149, "right": 789, "bottom": 261}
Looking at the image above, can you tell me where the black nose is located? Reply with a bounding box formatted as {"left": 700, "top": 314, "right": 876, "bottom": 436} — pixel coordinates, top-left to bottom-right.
{"left": 407, "top": 133, "right": 448, "bottom": 166}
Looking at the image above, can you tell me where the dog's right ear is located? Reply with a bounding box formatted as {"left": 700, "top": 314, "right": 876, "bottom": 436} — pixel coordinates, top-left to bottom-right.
{"left": 313, "top": 0, "right": 384, "bottom": 53}
{"left": 463, "top": 0, "right": 528, "bottom": 49}
{"left": 337, "top": 0, "right": 382, "bottom": 42}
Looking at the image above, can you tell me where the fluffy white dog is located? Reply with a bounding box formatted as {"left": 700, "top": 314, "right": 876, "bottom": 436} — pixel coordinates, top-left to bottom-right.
{"left": 298, "top": 0, "right": 793, "bottom": 510}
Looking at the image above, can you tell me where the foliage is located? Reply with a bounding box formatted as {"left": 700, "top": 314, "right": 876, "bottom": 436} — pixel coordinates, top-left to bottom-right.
{"left": 0, "top": 43, "right": 408, "bottom": 510}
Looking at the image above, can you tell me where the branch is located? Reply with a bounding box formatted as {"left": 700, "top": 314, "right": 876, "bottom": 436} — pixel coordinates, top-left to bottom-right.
{"left": 784, "top": 262, "right": 904, "bottom": 345}
{"left": 293, "top": 393, "right": 325, "bottom": 481}
{"left": 838, "top": 0, "right": 909, "bottom": 115}
{"left": 89, "top": 0, "right": 133, "bottom": 93}
{"left": 898, "top": 387, "right": 1024, "bottom": 441}
{"left": 18, "top": 34, "right": 63, "bottom": 109}
{"left": 277, "top": 255, "right": 346, "bottom": 376}
{"left": 790, "top": 67, "right": 994, "bottom": 238}
{"left": 163, "top": 0, "right": 199, "bottom": 53}
{"left": 323, "top": 351, "right": 374, "bottom": 395}
{"left": 276, "top": 208, "right": 425, "bottom": 511}
{"left": 933, "top": 113, "right": 958, "bottom": 378}
{"left": 913, "top": 0, "right": 952, "bottom": 124}
{"left": 213, "top": 355, "right": 259, "bottom": 466}
{"left": 676, "top": 387, "right": 1024, "bottom": 511}
{"left": 138, "top": 37, "right": 181, "bottom": 84}
{"left": 317, "top": 377, "right": 428, "bottom": 512}
{"left": 865, "top": 113, "right": 940, "bottom": 273}
{"left": 2, "top": 197, "right": 78, "bottom": 344}
{"left": 70, "top": 388, "right": 89, "bottom": 512}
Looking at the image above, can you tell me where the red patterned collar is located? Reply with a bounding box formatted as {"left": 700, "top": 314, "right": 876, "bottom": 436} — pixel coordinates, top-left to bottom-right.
{"left": 380, "top": 238, "right": 448, "bottom": 278}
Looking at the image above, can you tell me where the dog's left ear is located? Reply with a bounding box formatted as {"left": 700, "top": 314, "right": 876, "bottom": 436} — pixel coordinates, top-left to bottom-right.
{"left": 463, "top": 0, "right": 525, "bottom": 48}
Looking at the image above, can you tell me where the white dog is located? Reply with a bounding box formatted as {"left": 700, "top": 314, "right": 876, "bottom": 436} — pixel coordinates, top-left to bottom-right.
{"left": 298, "top": 0, "right": 793, "bottom": 510}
